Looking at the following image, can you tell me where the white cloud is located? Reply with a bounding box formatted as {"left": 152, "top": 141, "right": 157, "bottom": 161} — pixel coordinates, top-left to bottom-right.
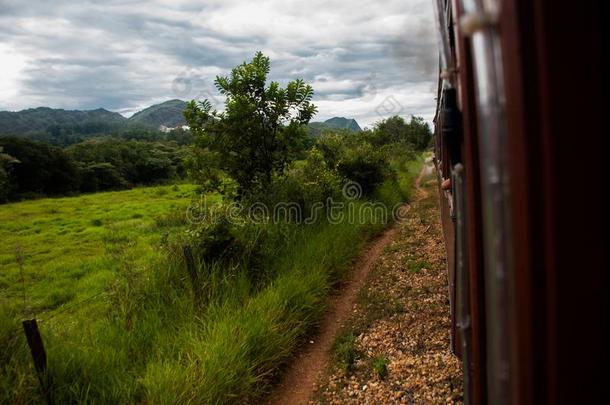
{"left": 0, "top": 0, "right": 438, "bottom": 126}
{"left": 0, "top": 44, "right": 28, "bottom": 108}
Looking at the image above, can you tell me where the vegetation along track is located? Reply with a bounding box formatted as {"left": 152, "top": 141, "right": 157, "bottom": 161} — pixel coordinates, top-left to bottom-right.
{"left": 268, "top": 160, "right": 457, "bottom": 405}
{"left": 311, "top": 159, "right": 463, "bottom": 404}
{"left": 267, "top": 206, "right": 408, "bottom": 405}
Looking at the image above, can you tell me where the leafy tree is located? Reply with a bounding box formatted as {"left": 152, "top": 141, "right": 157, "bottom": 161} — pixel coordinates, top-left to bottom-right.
{"left": 372, "top": 116, "right": 407, "bottom": 145}
{"left": 67, "top": 138, "right": 186, "bottom": 188}
{"left": 315, "top": 132, "right": 391, "bottom": 196}
{"left": 406, "top": 116, "right": 432, "bottom": 150}
{"left": 0, "top": 137, "right": 80, "bottom": 198}
{"left": 165, "top": 127, "right": 193, "bottom": 145}
{"left": 79, "top": 162, "right": 127, "bottom": 192}
{"left": 0, "top": 146, "right": 19, "bottom": 201}
{"left": 184, "top": 52, "right": 318, "bottom": 197}
{"left": 370, "top": 115, "right": 432, "bottom": 150}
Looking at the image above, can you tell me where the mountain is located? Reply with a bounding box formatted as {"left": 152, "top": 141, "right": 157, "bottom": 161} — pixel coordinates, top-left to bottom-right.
{"left": 0, "top": 100, "right": 188, "bottom": 145}
{"left": 0, "top": 102, "right": 361, "bottom": 145}
{"left": 127, "top": 99, "right": 187, "bottom": 129}
{"left": 307, "top": 117, "right": 362, "bottom": 136}
{"left": 0, "top": 107, "right": 127, "bottom": 135}
{"left": 323, "top": 117, "right": 362, "bottom": 132}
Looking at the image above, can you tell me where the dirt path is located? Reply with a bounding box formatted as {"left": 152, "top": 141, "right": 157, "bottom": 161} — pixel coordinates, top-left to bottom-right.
{"left": 267, "top": 211, "right": 407, "bottom": 405}
{"left": 267, "top": 163, "right": 431, "bottom": 405}
{"left": 312, "top": 159, "right": 463, "bottom": 404}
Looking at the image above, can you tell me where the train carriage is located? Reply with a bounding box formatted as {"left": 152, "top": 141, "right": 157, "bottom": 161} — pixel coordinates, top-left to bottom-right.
{"left": 431, "top": 1, "right": 607, "bottom": 404}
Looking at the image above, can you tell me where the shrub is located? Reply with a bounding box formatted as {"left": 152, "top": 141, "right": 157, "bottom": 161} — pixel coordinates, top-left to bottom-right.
{"left": 315, "top": 132, "right": 348, "bottom": 168}
{"left": 185, "top": 203, "right": 268, "bottom": 269}
{"left": 336, "top": 142, "right": 393, "bottom": 196}
{"left": 315, "top": 131, "right": 397, "bottom": 197}
{"left": 257, "top": 147, "right": 343, "bottom": 222}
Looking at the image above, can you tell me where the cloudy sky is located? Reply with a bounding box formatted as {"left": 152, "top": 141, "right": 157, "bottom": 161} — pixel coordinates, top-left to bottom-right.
{"left": 0, "top": 0, "right": 438, "bottom": 128}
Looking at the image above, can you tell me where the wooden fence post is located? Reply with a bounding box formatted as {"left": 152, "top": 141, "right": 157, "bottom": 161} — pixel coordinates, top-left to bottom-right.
{"left": 182, "top": 245, "right": 201, "bottom": 302}
{"left": 22, "top": 319, "right": 53, "bottom": 404}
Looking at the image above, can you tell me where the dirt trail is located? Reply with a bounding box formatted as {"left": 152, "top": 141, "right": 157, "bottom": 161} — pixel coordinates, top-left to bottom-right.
{"left": 312, "top": 158, "right": 462, "bottom": 404}
{"left": 267, "top": 163, "right": 431, "bottom": 405}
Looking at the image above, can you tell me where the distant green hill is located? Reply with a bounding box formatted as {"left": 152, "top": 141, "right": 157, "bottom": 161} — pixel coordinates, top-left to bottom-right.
{"left": 307, "top": 117, "right": 362, "bottom": 136}
{"left": 0, "top": 107, "right": 127, "bottom": 135}
{"left": 0, "top": 103, "right": 361, "bottom": 145}
{"left": 127, "top": 99, "right": 187, "bottom": 129}
{"left": 0, "top": 100, "right": 189, "bottom": 145}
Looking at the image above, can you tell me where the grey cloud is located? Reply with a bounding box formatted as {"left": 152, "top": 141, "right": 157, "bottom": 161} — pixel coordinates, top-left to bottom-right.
{"left": 0, "top": 0, "right": 438, "bottom": 126}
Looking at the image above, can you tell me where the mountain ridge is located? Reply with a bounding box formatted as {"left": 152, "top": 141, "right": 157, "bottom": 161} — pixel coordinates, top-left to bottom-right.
{"left": 307, "top": 117, "right": 362, "bottom": 136}
{"left": 127, "top": 99, "right": 187, "bottom": 128}
{"left": 0, "top": 100, "right": 362, "bottom": 144}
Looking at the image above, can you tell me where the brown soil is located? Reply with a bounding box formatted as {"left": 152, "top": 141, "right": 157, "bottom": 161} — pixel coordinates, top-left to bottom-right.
{"left": 267, "top": 163, "right": 436, "bottom": 405}
{"left": 267, "top": 205, "right": 410, "bottom": 405}
{"left": 312, "top": 161, "right": 463, "bottom": 404}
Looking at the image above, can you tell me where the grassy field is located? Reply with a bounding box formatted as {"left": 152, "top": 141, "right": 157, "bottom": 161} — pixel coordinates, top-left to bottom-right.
{"left": 0, "top": 184, "right": 201, "bottom": 318}
{"left": 1, "top": 156, "right": 422, "bottom": 404}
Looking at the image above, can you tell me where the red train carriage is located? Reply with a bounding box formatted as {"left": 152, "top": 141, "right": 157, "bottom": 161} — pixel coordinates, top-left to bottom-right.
{"left": 431, "top": 1, "right": 607, "bottom": 404}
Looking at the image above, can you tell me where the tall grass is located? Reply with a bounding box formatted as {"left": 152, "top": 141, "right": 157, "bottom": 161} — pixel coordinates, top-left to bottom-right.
{"left": 1, "top": 155, "right": 421, "bottom": 404}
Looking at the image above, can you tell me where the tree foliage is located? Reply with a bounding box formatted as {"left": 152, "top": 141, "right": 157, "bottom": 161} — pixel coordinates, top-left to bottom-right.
{"left": 0, "top": 137, "right": 79, "bottom": 198}
{"left": 370, "top": 115, "right": 432, "bottom": 150}
{"left": 0, "top": 137, "right": 188, "bottom": 202}
{"left": 0, "top": 146, "right": 19, "bottom": 202}
{"left": 315, "top": 132, "right": 392, "bottom": 196}
{"left": 67, "top": 139, "right": 186, "bottom": 187}
{"left": 184, "top": 52, "right": 317, "bottom": 197}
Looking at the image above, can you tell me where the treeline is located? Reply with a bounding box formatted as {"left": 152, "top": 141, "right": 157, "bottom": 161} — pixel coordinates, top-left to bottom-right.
{"left": 6, "top": 124, "right": 193, "bottom": 147}
{"left": 0, "top": 137, "right": 189, "bottom": 202}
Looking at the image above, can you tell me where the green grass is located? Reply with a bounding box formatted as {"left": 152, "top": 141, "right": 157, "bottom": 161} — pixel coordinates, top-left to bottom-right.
{"left": 332, "top": 330, "right": 360, "bottom": 374}
{"left": 1, "top": 155, "right": 421, "bottom": 404}
{"left": 0, "top": 184, "right": 201, "bottom": 318}
{"left": 372, "top": 355, "right": 389, "bottom": 379}
{"left": 408, "top": 259, "right": 432, "bottom": 274}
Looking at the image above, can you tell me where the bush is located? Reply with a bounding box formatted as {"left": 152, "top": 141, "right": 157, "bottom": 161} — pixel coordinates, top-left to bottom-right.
{"left": 257, "top": 147, "right": 343, "bottom": 222}
{"left": 184, "top": 202, "right": 269, "bottom": 269}
{"left": 314, "top": 131, "right": 396, "bottom": 197}
{"left": 314, "top": 132, "right": 348, "bottom": 168}
{"left": 336, "top": 142, "right": 393, "bottom": 196}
